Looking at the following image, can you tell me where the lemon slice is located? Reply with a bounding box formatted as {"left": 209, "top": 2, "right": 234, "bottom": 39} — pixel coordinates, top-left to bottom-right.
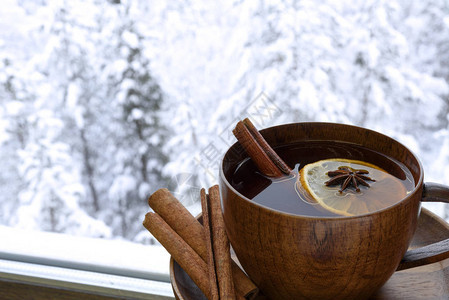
{"left": 299, "top": 159, "right": 407, "bottom": 216}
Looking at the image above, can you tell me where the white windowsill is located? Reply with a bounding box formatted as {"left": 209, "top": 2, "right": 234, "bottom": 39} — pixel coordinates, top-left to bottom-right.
{"left": 0, "top": 225, "right": 174, "bottom": 299}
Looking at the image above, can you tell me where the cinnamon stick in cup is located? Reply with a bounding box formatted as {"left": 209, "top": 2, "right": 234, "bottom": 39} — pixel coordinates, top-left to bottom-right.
{"left": 143, "top": 212, "right": 211, "bottom": 299}
{"left": 242, "top": 118, "right": 292, "bottom": 176}
{"left": 233, "top": 118, "right": 292, "bottom": 178}
{"left": 147, "top": 188, "right": 259, "bottom": 299}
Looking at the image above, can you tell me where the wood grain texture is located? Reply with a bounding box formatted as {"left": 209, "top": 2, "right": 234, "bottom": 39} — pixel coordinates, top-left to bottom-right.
{"left": 170, "top": 208, "right": 449, "bottom": 300}
{"left": 219, "top": 122, "right": 445, "bottom": 300}
{"left": 0, "top": 280, "right": 121, "bottom": 300}
{"left": 397, "top": 182, "right": 449, "bottom": 270}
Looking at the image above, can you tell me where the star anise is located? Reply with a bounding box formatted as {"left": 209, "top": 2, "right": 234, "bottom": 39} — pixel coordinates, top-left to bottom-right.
{"left": 325, "top": 166, "right": 375, "bottom": 193}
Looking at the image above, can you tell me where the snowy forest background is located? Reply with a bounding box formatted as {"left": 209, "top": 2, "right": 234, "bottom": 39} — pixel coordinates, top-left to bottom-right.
{"left": 1, "top": 0, "right": 449, "bottom": 243}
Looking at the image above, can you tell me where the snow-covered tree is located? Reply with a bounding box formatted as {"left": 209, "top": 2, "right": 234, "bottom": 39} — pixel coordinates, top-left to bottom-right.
{"left": 96, "top": 2, "right": 170, "bottom": 239}
{"left": 1, "top": 0, "right": 449, "bottom": 237}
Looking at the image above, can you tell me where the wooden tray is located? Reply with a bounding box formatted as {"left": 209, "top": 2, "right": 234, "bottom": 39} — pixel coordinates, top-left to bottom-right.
{"left": 170, "top": 208, "right": 449, "bottom": 300}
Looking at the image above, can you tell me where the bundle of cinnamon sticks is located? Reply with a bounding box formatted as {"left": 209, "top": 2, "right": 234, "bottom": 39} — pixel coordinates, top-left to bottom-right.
{"left": 143, "top": 118, "right": 290, "bottom": 299}
{"left": 143, "top": 185, "right": 258, "bottom": 300}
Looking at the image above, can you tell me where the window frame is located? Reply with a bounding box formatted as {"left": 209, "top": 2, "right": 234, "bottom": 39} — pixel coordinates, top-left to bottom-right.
{"left": 0, "top": 226, "right": 174, "bottom": 299}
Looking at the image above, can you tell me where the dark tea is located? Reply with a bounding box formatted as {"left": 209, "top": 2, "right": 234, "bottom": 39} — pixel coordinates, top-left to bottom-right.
{"left": 231, "top": 141, "right": 415, "bottom": 217}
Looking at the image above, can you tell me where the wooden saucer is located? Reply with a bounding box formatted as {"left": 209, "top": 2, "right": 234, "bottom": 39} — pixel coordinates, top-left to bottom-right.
{"left": 170, "top": 208, "right": 449, "bottom": 300}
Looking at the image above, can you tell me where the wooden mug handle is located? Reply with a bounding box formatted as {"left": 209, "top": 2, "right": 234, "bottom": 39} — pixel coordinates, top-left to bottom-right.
{"left": 397, "top": 182, "right": 449, "bottom": 271}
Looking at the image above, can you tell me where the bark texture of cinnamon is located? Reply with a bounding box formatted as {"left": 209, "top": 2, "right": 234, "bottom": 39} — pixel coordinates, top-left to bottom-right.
{"left": 147, "top": 188, "right": 259, "bottom": 300}
{"left": 233, "top": 118, "right": 292, "bottom": 177}
{"left": 201, "top": 188, "right": 219, "bottom": 300}
{"left": 148, "top": 188, "right": 205, "bottom": 258}
{"left": 143, "top": 212, "right": 211, "bottom": 298}
{"left": 208, "top": 185, "right": 235, "bottom": 300}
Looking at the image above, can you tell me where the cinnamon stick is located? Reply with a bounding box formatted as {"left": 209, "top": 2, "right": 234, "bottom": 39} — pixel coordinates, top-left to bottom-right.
{"left": 233, "top": 120, "right": 282, "bottom": 177}
{"left": 201, "top": 188, "right": 219, "bottom": 300}
{"left": 148, "top": 188, "right": 206, "bottom": 258}
{"left": 233, "top": 119, "right": 292, "bottom": 177}
{"left": 209, "top": 185, "right": 236, "bottom": 300}
{"left": 147, "top": 188, "right": 259, "bottom": 299}
{"left": 143, "top": 212, "right": 211, "bottom": 299}
{"left": 232, "top": 262, "right": 258, "bottom": 300}
{"left": 242, "top": 118, "right": 292, "bottom": 175}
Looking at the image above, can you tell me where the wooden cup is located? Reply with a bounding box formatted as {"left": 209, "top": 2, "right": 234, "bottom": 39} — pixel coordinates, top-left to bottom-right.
{"left": 219, "top": 122, "right": 449, "bottom": 300}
